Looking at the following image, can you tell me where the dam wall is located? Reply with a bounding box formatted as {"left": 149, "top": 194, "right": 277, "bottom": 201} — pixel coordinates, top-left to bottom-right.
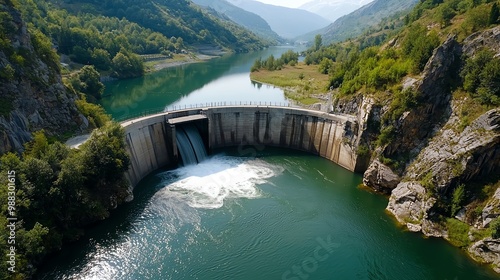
{"left": 121, "top": 106, "right": 363, "bottom": 188}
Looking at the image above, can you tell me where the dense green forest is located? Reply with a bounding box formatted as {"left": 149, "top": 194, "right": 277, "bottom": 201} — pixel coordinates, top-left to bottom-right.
{"left": 1, "top": 0, "right": 135, "bottom": 278}
{"left": 15, "top": 0, "right": 269, "bottom": 79}
{"left": 0, "top": 123, "right": 130, "bottom": 279}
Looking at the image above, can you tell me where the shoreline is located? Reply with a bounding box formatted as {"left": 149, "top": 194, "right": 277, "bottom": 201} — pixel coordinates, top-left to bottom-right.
{"left": 147, "top": 53, "right": 222, "bottom": 72}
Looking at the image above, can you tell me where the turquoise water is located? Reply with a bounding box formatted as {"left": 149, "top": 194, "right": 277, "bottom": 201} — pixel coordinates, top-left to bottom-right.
{"left": 37, "top": 148, "right": 498, "bottom": 279}
{"left": 100, "top": 47, "right": 297, "bottom": 121}
{"left": 36, "top": 48, "right": 499, "bottom": 279}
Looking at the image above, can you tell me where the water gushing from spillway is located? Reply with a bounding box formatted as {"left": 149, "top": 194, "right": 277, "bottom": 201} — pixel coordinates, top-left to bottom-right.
{"left": 175, "top": 124, "right": 207, "bottom": 165}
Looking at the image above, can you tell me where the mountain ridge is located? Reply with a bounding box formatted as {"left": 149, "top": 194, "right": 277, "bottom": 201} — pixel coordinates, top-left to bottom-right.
{"left": 227, "top": 0, "right": 331, "bottom": 38}
{"left": 299, "top": 0, "right": 374, "bottom": 22}
{"left": 191, "top": 0, "right": 282, "bottom": 43}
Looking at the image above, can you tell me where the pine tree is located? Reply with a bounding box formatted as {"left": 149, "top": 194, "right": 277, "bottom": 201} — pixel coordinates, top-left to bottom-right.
{"left": 490, "top": 2, "right": 499, "bottom": 25}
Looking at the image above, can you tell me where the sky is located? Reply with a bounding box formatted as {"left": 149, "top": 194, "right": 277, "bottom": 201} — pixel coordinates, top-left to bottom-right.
{"left": 254, "top": 0, "right": 313, "bottom": 8}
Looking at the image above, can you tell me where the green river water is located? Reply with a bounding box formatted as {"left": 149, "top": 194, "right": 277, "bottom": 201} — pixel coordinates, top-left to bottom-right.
{"left": 36, "top": 48, "right": 498, "bottom": 279}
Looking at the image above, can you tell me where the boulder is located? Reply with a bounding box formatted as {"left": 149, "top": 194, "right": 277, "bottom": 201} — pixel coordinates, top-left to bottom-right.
{"left": 363, "top": 159, "right": 400, "bottom": 193}
{"left": 469, "top": 238, "right": 500, "bottom": 273}
{"left": 386, "top": 181, "right": 436, "bottom": 228}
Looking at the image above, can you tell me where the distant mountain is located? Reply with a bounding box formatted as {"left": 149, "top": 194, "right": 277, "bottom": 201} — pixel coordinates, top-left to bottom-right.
{"left": 300, "top": 0, "right": 418, "bottom": 43}
{"left": 299, "top": 0, "right": 374, "bottom": 23}
{"left": 226, "top": 0, "right": 331, "bottom": 39}
{"left": 191, "top": 0, "right": 282, "bottom": 43}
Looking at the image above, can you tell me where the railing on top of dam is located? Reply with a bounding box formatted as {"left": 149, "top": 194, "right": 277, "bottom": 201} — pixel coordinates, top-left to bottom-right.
{"left": 116, "top": 101, "right": 299, "bottom": 122}
{"left": 116, "top": 101, "right": 357, "bottom": 124}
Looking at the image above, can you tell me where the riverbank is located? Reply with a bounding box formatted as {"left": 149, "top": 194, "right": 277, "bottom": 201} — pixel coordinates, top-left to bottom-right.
{"left": 250, "top": 62, "right": 331, "bottom": 109}
{"left": 145, "top": 53, "right": 221, "bottom": 72}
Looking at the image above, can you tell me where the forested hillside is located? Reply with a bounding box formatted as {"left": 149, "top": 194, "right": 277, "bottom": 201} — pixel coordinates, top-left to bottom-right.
{"left": 16, "top": 0, "right": 269, "bottom": 79}
{"left": 299, "top": 0, "right": 418, "bottom": 44}
{"left": 253, "top": 0, "right": 500, "bottom": 272}
{"left": 57, "top": 0, "right": 268, "bottom": 51}
{"left": 1, "top": 0, "right": 136, "bottom": 279}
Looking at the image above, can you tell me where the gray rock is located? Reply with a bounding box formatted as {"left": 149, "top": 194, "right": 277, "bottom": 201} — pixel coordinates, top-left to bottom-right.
{"left": 469, "top": 238, "right": 500, "bottom": 273}
{"left": 0, "top": 3, "right": 89, "bottom": 153}
{"left": 386, "top": 181, "right": 436, "bottom": 227}
{"left": 482, "top": 187, "right": 500, "bottom": 228}
{"left": 463, "top": 26, "right": 500, "bottom": 58}
{"left": 363, "top": 159, "right": 400, "bottom": 193}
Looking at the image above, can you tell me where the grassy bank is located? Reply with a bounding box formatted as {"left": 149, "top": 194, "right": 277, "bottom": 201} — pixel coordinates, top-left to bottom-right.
{"left": 144, "top": 53, "right": 218, "bottom": 72}
{"left": 250, "top": 62, "right": 330, "bottom": 105}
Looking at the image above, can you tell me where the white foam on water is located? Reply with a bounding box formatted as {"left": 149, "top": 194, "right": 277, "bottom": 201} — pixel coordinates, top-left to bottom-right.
{"left": 153, "top": 155, "right": 283, "bottom": 209}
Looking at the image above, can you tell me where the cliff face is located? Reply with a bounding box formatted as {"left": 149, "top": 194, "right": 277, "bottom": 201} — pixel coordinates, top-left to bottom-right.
{"left": 336, "top": 26, "right": 500, "bottom": 272}
{"left": 0, "top": 1, "right": 88, "bottom": 153}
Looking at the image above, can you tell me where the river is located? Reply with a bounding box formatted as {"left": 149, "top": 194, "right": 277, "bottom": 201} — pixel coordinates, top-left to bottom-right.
{"left": 36, "top": 47, "right": 498, "bottom": 279}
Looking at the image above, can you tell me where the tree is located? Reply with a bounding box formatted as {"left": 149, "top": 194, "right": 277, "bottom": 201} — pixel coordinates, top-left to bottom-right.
{"left": 80, "top": 122, "right": 130, "bottom": 188}
{"left": 318, "top": 57, "right": 333, "bottom": 74}
{"left": 314, "top": 34, "right": 322, "bottom": 51}
{"left": 436, "top": 3, "right": 455, "bottom": 27}
{"left": 490, "top": 2, "right": 499, "bottom": 25}
{"left": 91, "top": 48, "right": 111, "bottom": 70}
{"left": 78, "top": 65, "right": 105, "bottom": 100}
{"left": 451, "top": 184, "right": 465, "bottom": 216}
{"left": 111, "top": 51, "right": 144, "bottom": 78}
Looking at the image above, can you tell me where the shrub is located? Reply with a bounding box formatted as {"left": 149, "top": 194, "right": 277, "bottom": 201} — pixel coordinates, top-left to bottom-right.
{"left": 451, "top": 184, "right": 466, "bottom": 216}
{"left": 446, "top": 218, "right": 470, "bottom": 248}
{"left": 491, "top": 217, "right": 500, "bottom": 239}
{"left": 376, "top": 125, "right": 395, "bottom": 147}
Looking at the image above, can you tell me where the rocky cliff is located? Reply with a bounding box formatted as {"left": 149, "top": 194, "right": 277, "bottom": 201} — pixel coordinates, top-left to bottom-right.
{"left": 0, "top": 1, "right": 88, "bottom": 154}
{"left": 336, "top": 26, "right": 500, "bottom": 272}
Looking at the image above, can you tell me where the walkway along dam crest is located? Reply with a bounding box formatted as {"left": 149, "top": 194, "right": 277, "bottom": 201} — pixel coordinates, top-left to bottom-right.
{"left": 120, "top": 106, "right": 367, "bottom": 188}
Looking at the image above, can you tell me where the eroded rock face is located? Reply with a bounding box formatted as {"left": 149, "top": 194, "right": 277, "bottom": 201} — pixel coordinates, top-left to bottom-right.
{"left": 406, "top": 108, "right": 500, "bottom": 193}
{"left": 384, "top": 36, "right": 461, "bottom": 159}
{"left": 387, "top": 182, "right": 435, "bottom": 224}
{"left": 386, "top": 181, "right": 448, "bottom": 237}
{"left": 469, "top": 238, "right": 500, "bottom": 273}
{"left": 462, "top": 26, "right": 500, "bottom": 57}
{"left": 482, "top": 187, "right": 500, "bottom": 228}
{"left": 0, "top": 3, "right": 88, "bottom": 153}
{"left": 362, "top": 159, "right": 400, "bottom": 193}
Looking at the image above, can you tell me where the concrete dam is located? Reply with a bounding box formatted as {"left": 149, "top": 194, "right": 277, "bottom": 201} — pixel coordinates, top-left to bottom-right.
{"left": 121, "top": 106, "right": 365, "bottom": 188}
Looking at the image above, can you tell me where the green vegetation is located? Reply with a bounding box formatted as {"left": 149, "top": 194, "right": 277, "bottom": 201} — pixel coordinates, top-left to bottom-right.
{"left": 491, "top": 217, "right": 500, "bottom": 238}
{"left": 14, "top": 0, "right": 268, "bottom": 79}
{"left": 376, "top": 125, "right": 395, "bottom": 147}
{"left": 419, "top": 171, "right": 436, "bottom": 196}
{"left": 451, "top": 184, "right": 466, "bottom": 216}
{"left": 446, "top": 218, "right": 471, "bottom": 248}
{"left": 251, "top": 50, "right": 299, "bottom": 72}
{"left": 461, "top": 49, "right": 500, "bottom": 106}
{"left": 250, "top": 62, "right": 330, "bottom": 105}
{"left": 70, "top": 65, "right": 105, "bottom": 101}
{"left": 0, "top": 123, "right": 130, "bottom": 279}
{"left": 0, "top": 97, "right": 14, "bottom": 117}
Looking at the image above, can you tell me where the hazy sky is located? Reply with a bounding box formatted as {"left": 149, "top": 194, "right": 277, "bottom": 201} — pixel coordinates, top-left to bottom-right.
{"left": 254, "top": 0, "right": 313, "bottom": 8}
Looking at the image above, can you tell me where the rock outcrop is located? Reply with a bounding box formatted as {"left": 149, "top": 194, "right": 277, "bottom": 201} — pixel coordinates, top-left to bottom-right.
{"left": 405, "top": 108, "right": 500, "bottom": 193}
{"left": 0, "top": 2, "right": 88, "bottom": 153}
{"left": 483, "top": 187, "right": 500, "bottom": 228}
{"left": 469, "top": 238, "right": 500, "bottom": 273}
{"left": 384, "top": 36, "right": 461, "bottom": 159}
{"left": 362, "top": 159, "right": 400, "bottom": 193}
{"left": 354, "top": 27, "right": 500, "bottom": 272}
{"left": 462, "top": 26, "right": 500, "bottom": 57}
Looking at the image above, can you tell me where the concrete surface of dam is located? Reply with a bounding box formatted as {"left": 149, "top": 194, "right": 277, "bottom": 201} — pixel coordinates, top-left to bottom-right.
{"left": 121, "top": 106, "right": 365, "bottom": 188}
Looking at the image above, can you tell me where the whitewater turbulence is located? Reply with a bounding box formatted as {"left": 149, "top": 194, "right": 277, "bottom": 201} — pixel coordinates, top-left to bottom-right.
{"left": 153, "top": 155, "right": 283, "bottom": 209}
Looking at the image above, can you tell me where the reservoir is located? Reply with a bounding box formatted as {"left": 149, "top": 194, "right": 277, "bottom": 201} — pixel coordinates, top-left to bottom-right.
{"left": 36, "top": 47, "right": 499, "bottom": 279}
